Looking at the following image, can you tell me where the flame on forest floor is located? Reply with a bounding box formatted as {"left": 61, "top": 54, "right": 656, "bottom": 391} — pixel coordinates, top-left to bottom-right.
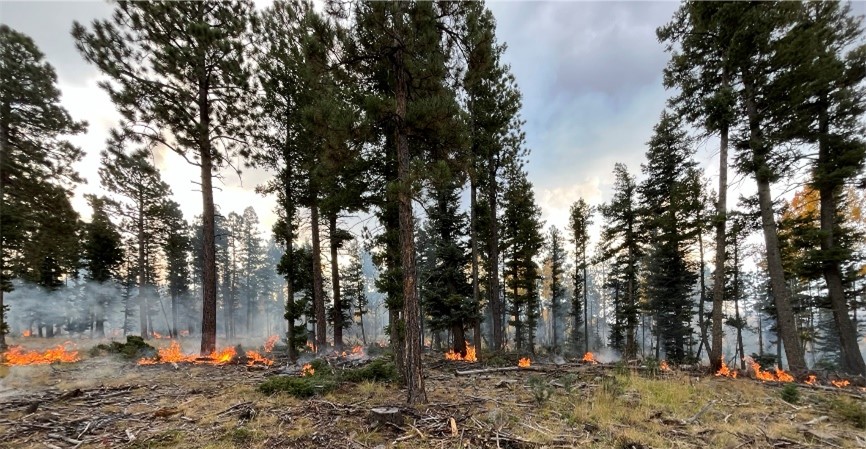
{"left": 340, "top": 345, "right": 365, "bottom": 358}
{"left": 659, "top": 360, "right": 671, "bottom": 371}
{"left": 750, "top": 360, "right": 793, "bottom": 382}
{"left": 305, "top": 342, "right": 315, "bottom": 352}
{"left": 805, "top": 375, "right": 818, "bottom": 385}
{"left": 444, "top": 343, "right": 477, "bottom": 362}
{"left": 264, "top": 335, "right": 279, "bottom": 353}
{"left": 245, "top": 350, "right": 273, "bottom": 367}
{"left": 21, "top": 330, "right": 31, "bottom": 337}
{"left": 518, "top": 357, "right": 531, "bottom": 368}
{"left": 581, "top": 352, "right": 597, "bottom": 364}
{"left": 137, "top": 341, "right": 258, "bottom": 366}
{"left": 301, "top": 363, "right": 315, "bottom": 376}
{"left": 715, "top": 360, "right": 738, "bottom": 378}
{"left": 2, "top": 344, "right": 80, "bottom": 365}
{"left": 831, "top": 379, "right": 851, "bottom": 388}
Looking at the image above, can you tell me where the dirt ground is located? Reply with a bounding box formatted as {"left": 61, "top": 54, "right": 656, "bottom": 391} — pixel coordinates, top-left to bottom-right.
{"left": 2, "top": 338, "right": 866, "bottom": 449}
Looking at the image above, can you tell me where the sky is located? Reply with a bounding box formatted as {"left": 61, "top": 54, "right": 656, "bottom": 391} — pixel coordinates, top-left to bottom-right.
{"left": 5, "top": 0, "right": 857, "bottom": 242}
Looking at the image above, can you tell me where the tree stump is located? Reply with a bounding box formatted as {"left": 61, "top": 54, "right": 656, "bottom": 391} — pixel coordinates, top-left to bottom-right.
{"left": 368, "top": 407, "right": 404, "bottom": 428}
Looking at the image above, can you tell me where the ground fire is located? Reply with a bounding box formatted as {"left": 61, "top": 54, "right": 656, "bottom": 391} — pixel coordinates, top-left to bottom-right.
{"left": 263, "top": 335, "right": 279, "bottom": 353}
{"left": 1, "top": 344, "right": 80, "bottom": 365}
{"left": 444, "top": 343, "right": 477, "bottom": 362}
{"left": 136, "top": 341, "right": 270, "bottom": 366}
{"left": 831, "top": 379, "right": 851, "bottom": 388}
{"left": 714, "top": 360, "right": 738, "bottom": 378}
{"left": 581, "top": 352, "right": 597, "bottom": 364}
{"left": 659, "top": 360, "right": 670, "bottom": 371}
{"left": 301, "top": 363, "right": 315, "bottom": 376}
{"left": 518, "top": 357, "right": 531, "bottom": 368}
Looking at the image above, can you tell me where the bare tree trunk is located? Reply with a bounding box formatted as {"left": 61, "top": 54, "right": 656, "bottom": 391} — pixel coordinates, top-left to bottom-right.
{"left": 199, "top": 79, "right": 218, "bottom": 355}
{"left": 138, "top": 201, "right": 148, "bottom": 339}
{"left": 710, "top": 121, "right": 728, "bottom": 372}
{"left": 310, "top": 198, "right": 326, "bottom": 352}
{"left": 488, "top": 156, "right": 502, "bottom": 351}
{"left": 330, "top": 214, "right": 343, "bottom": 351}
{"left": 470, "top": 181, "right": 481, "bottom": 349}
{"left": 742, "top": 76, "right": 805, "bottom": 372}
{"left": 733, "top": 237, "right": 745, "bottom": 370}
{"left": 394, "top": 21, "right": 426, "bottom": 404}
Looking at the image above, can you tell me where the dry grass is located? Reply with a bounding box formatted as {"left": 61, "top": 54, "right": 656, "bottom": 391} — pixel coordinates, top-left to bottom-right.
{"left": 2, "top": 343, "right": 866, "bottom": 448}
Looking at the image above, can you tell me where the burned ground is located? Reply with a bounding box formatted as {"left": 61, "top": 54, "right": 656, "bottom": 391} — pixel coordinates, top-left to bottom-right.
{"left": 1, "top": 339, "right": 866, "bottom": 448}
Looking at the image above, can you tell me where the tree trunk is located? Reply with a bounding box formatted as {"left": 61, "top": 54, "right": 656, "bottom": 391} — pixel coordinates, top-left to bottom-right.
{"left": 394, "top": 22, "right": 426, "bottom": 404}
{"left": 171, "top": 288, "right": 178, "bottom": 338}
{"left": 310, "top": 198, "right": 326, "bottom": 352}
{"left": 452, "top": 323, "right": 466, "bottom": 356}
{"left": 470, "top": 180, "right": 481, "bottom": 350}
{"left": 199, "top": 86, "right": 218, "bottom": 355}
{"left": 330, "top": 213, "right": 343, "bottom": 351}
{"left": 0, "top": 101, "right": 9, "bottom": 351}
{"left": 710, "top": 122, "right": 728, "bottom": 372}
{"left": 487, "top": 158, "right": 501, "bottom": 350}
{"left": 583, "top": 247, "right": 588, "bottom": 354}
{"left": 734, "top": 238, "right": 745, "bottom": 370}
{"left": 0, "top": 289, "right": 6, "bottom": 350}
{"left": 742, "top": 76, "right": 805, "bottom": 372}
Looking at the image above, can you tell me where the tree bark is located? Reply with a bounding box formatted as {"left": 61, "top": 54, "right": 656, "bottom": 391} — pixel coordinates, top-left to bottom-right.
{"left": 310, "top": 198, "right": 326, "bottom": 352}
{"left": 394, "top": 18, "right": 426, "bottom": 403}
{"left": 487, "top": 154, "right": 502, "bottom": 351}
{"left": 710, "top": 121, "right": 728, "bottom": 372}
{"left": 470, "top": 180, "right": 481, "bottom": 349}
{"left": 817, "top": 104, "right": 866, "bottom": 375}
{"left": 742, "top": 76, "right": 805, "bottom": 372}
{"left": 329, "top": 213, "right": 343, "bottom": 351}
{"left": 199, "top": 83, "right": 218, "bottom": 355}
{"left": 138, "top": 193, "right": 148, "bottom": 339}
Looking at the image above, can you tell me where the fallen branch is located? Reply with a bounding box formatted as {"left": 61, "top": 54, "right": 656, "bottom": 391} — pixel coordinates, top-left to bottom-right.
{"left": 455, "top": 366, "right": 545, "bottom": 376}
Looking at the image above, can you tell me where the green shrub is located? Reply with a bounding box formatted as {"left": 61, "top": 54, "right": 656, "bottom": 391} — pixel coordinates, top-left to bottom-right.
{"left": 341, "top": 359, "right": 398, "bottom": 383}
{"left": 90, "top": 336, "right": 155, "bottom": 359}
{"left": 527, "top": 375, "right": 552, "bottom": 405}
{"left": 780, "top": 384, "right": 799, "bottom": 404}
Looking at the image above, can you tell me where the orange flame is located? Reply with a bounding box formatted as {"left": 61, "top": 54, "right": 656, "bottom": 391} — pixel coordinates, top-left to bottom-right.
{"left": 301, "top": 363, "right": 315, "bottom": 376}
{"left": 21, "top": 329, "right": 32, "bottom": 337}
{"left": 749, "top": 360, "right": 793, "bottom": 382}
{"left": 518, "top": 357, "right": 531, "bottom": 368}
{"left": 137, "top": 341, "right": 238, "bottom": 366}
{"left": 715, "top": 360, "right": 738, "bottom": 378}
{"left": 2, "top": 344, "right": 80, "bottom": 365}
{"left": 581, "top": 352, "right": 597, "bottom": 364}
{"left": 444, "top": 343, "right": 477, "bottom": 362}
{"left": 659, "top": 360, "right": 671, "bottom": 371}
{"left": 245, "top": 350, "right": 273, "bottom": 367}
{"left": 305, "top": 341, "right": 315, "bottom": 352}
{"left": 264, "top": 335, "right": 279, "bottom": 353}
{"left": 805, "top": 375, "right": 818, "bottom": 385}
{"left": 831, "top": 379, "right": 851, "bottom": 388}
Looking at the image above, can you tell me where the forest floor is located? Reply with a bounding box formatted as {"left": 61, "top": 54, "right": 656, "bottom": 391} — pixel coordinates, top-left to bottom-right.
{"left": 1, "top": 337, "right": 866, "bottom": 449}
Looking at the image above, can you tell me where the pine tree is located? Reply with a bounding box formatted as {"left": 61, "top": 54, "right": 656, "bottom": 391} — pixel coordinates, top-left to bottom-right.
{"left": 501, "top": 165, "right": 544, "bottom": 352}
{"left": 598, "top": 163, "right": 642, "bottom": 358}
{"left": 73, "top": 0, "right": 254, "bottom": 354}
{"left": 162, "top": 200, "right": 190, "bottom": 338}
{"left": 0, "top": 25, "right": 86, "bottom": 349}
{"left": 772, "top": 1, "right": 866, "bottom": 376}
{"left": 546, "top": 226, "right": 567, "bottom": 352}
{"left": 568, "top": 199, "right": 593, "bottom": 354}
{"left": 342, "top": 240, "right": 368, "bottom": 345}
{"left": 639, "top": 111, "right": 700, "bottom": 363}
{"left": 83, "top": 195, "right": 123, "bottom": 337}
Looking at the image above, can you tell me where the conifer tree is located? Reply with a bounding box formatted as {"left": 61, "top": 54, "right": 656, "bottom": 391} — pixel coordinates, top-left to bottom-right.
{"left": 0, "top": 25, "right": 86, "bottom": 349}
{"left": 568, "top": 199, "right": 593, "bottom": 353}
{"left": 73, "top": 0, "right": 254, "bottom": 354}
{"left": 83, "top": 195, "right": 123, "bottom": 337}
{"left": 162, "top": 200, "right": 190, "bottom": 338}
{"left": 546, "top": 226, "right": 567, "bottom": 351}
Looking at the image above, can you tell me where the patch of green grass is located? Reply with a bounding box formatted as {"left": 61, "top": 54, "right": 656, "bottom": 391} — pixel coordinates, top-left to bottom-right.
{"left": 259, "top": 375, "right": 338, "bottom": 398}
{"left": 829, "top": 397, "right": 866, "bottom": 429}
{"left": 780, "top": 384, "right": 799, "bottom": 404}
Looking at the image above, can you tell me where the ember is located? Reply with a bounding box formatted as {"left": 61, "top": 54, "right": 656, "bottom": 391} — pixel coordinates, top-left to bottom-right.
{"left": 301, "top": 363, "right": 315, "bottom": 376}
{"left": 444, "top": 343, "right": 477, "bottom": 362}
{"left": 581, "top": 352, "right": 597, "bottom": 364}
{"left": 2, "top": 344, "right": 80, "bottom": 365}
{"left": 805, "top": 375, "right": 818, "bottom": 385}
{"left": 263, "top": 335, "right": 279, "bottom": 353}
{"left": 245, "top": 350, "right": 273, "bottom": 367}
{"left": 21, "top": 329, "right": 31, "bottom": 337}
{"left": 831, "top": 379, "right": 850, "bottom": 388}
{"left": 518, "top": 357, "right": 531, "bottom": 368}
{"left": 714, "top": 360, "right": 737, "bottom": 378}
{"left": 659, "top": 360, "right": 671, "bottom": 371}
